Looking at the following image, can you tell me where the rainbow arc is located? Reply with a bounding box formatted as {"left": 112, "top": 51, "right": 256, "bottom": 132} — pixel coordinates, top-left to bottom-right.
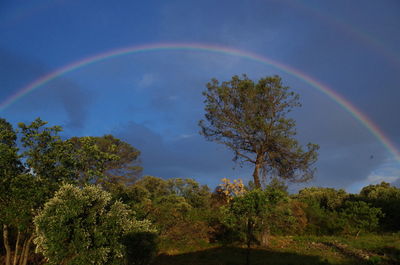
{"left": 1, "top": 43, "right": 399, "bottom": 162}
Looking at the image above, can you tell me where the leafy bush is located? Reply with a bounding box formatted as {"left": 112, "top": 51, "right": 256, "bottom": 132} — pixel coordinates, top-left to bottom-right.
{"left": 360, "top": 182, "right": 400, "bottom": 231}
{"left": 339, "top": 201, "right": 383, "bottom": 236}
{"left": 34, "top": 184, "right": 156, "bottom": 265}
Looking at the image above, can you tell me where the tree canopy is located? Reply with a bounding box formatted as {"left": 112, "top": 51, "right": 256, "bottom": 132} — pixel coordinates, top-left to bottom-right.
{"left": 68, "top": 135, "right": 142, "bottom": 185}
{"left": 199, "top": 75, "right": 319, "bottom": 188}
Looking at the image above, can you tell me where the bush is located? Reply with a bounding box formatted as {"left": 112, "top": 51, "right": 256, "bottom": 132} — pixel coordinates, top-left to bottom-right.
{"left": 339, "top": 201, "right": 383, "bottom": 236}
{"left": 34, "top": 184, "right": 156, "bottom": 265}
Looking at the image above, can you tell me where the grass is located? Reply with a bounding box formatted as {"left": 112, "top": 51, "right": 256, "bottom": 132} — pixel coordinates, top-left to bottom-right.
{"left": 153, "top": 246, "right": 337, "bottom": 265}
{"left": 152, "top": 234, "right": 400, "bottom": 265}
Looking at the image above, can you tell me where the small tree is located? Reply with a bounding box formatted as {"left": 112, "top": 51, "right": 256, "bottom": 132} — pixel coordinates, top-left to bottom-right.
{"left": 34, "top": 184, "right": 156, "bottom": 265}
{"left": 199, "top": 75, "right": 319, "bottom": 188}
{"left": 222, "top": 188, "right": 286, "bottom": 265}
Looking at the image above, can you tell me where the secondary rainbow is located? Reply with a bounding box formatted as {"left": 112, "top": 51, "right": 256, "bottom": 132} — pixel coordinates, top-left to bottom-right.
{"left": 289, "top": 0, "right": 400, "bottom": 67}
{"left": 1, "top": 43, "right": 399, "bottom": 162}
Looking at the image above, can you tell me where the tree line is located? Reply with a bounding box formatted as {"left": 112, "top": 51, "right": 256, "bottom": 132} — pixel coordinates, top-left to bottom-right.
{"left": 1, "top": 75, "right": 399, "bottom": 264}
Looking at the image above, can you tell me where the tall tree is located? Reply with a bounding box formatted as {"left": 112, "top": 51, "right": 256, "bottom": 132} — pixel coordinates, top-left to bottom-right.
{"left": 0, "top": 118, "right": 43, "bottom": 265}
{"left": 0, "top": 118, "right": 22, "bottom": 265}
{"left": 199, "top": 75, "right": 319, "bottom": 188}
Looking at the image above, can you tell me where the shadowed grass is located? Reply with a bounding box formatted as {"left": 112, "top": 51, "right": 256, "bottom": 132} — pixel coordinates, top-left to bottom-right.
{"left": 152, "top": 246, "right": 362, "bottom": 265}
{"left": 153, "top": 235, "right": 400, "bottom": 265}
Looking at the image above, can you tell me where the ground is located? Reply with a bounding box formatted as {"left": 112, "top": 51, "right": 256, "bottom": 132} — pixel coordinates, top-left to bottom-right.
{"left": 153, "top": 234, "right": 400, "bottom": 265}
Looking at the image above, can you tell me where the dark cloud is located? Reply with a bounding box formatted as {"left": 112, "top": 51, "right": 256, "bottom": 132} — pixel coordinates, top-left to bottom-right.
{"left": 112, "top": 121, "right": 252, "bottom": 187}
{"left": 0, "top": 48, "right": 92, "bottom": 129}
{"left": 46, "top": 78, "right": 93, "bottom": 129}
{"left": 291, "top": 91, "right": 391, "bottom": 188}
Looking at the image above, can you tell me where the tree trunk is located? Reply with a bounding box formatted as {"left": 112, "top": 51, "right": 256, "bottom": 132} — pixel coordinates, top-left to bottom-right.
{"left": 19, "top": 235, "right": 34, "bottom": 265}
{"left": 3, "top": 224, "right": 11, "bottom": 265}
{"left": 12, "top": 230, "right": 21, "bottom": 265}
{"left": 19, "top": 238, "right": 28, "bottom": 265}
{"left": 246, "top": 219, "right": 252, "bottom": 265}
{"left": 252, "top": 154, "right": 263, "bottom": 189}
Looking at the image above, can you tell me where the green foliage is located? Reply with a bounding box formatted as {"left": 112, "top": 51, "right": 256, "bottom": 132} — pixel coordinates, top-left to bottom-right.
{"left": 359, "top": 182, "right": 400, "bottom": 231}
{"left": 0, "top": 118, "right": 23, "bottom": 224}
{"left": 295, "top": 187, "right": 386, "bottom": 236}
{"left": 151, "top": 195, "right": 192, "bottom": 233}
{"left": 199, "top": 74, "right": 319, "bottom": 188}
{"left": 3, "top": 174, "right": 46, "bottom": 230}
{"left": 135, "top": 176, "right": 170, "bottom": 200}
{"left": 0, "top": 117, "right": 146, "bottom": 265}
{"left": 222, "top": 188, "right": 287, "bottom": 247}
{"left": 34, "top": 184, "right": 156, "bottom": 265}
{"left": 3, "top": 115, "right": 400, "bottom": 265}
{"left": 339, "top": 201, "right": 383, "bottom": 236}
{"left": 295, "top": 187, "right": 349, "bottom": 235}
{"left": 1, "top": 117, "right": 143, "bottom": 221}
{"left": 132, "top": 176, "right": 211, "bottom": 209}
{"left": 68, "top": 135, "right": 142, "bottom": 185}
{"left": 223, "top": 189, "right": 269, "bottom": 227}
{"left": 166, "top": 178, "right": 210, "bottom": 208}
{"left": 108, "top": 176, "right": 214, "bottom": 249}
{"left": 18, "top": 118, "right": 69, "bottom": 185}
{"left": 64, "top": 136, "right": 119, "bottom": 184}
{"left": 18, "top": 119, "right": 142, "bottom": 187}
{"left": 267, "top": 199, "right": 307, "bottom": 235}
{"left": 296, "top": 187, "right": 348, "bottom": 211}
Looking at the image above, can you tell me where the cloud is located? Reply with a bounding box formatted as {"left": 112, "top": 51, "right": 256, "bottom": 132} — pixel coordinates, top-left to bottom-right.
{"left": 0, "top": 48, "right": 92, "bottom": 129}
{"left": 344, "top": 157, "right": 400, "bottom": 193}
{"left": 49, "top": 78, "right": 93, "bottom": 129}
{"left": 137, "top": 73, "right": 157, "bottom": 89}
{"left": 112, "top": 121, "right": 252, "bottom": 187}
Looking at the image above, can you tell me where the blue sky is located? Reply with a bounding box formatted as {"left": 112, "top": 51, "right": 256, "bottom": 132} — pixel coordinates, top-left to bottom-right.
{"left": 1, "top": 0, "right": 399, "bottom": 192}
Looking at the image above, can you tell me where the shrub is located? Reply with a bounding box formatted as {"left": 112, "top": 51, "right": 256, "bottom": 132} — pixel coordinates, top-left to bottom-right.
{"left": 34, "top": 184, "right": 156, "bottom": 265}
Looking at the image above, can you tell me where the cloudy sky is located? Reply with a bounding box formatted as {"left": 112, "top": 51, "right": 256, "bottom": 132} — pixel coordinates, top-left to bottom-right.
{"left": 1, "top": 0, "right": 399, "bottom": 192}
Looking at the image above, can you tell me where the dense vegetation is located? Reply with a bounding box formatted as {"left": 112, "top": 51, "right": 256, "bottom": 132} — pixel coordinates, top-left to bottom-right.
{"left": 1, "top": 116, "right": 399, "bottom": 265}
{"left": 1, "top": 76, "right": 399, "bottom": 264}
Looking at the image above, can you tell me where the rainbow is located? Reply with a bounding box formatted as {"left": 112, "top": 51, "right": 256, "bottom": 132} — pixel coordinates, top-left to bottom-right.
{"left": 1, "top": 43, "right": 399, "bottom": 162}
